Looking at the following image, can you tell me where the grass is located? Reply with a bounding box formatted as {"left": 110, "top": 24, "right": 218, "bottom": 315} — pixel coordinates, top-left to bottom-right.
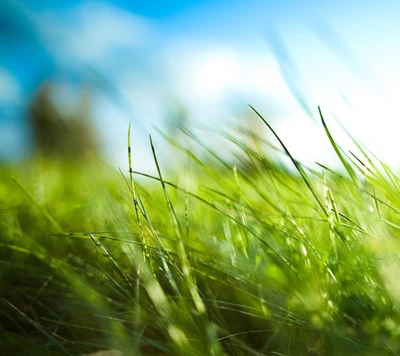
{"left": 1, "top": 106, "right": 400, "bottom": 355}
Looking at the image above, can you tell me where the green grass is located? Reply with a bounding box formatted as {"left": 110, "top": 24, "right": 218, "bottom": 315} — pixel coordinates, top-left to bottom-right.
{"left": 1, "top": 107, "right": 400, "bottom": 355}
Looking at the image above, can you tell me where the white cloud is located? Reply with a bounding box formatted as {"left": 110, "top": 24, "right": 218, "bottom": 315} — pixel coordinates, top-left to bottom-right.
{"left": 38, "top": 1, "right": 154, "bottom": 65}
{"left": 0, "top": 120, "right": 28, "bottom": 160}
{"left": 0, "top": 69, "right": 21, "bottom": 103}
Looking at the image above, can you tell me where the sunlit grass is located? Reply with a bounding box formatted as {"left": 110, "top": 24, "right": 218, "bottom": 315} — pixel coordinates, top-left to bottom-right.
{"left": 1, "top": 106, "right": 400, "bottom": 355}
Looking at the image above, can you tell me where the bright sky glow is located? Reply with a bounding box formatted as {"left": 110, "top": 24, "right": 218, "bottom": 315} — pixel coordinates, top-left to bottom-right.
{"left": 188, "top": 50, "right": 241, "bottom": 101}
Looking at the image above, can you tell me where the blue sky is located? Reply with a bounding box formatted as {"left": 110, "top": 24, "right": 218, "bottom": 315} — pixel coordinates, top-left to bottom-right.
{"left": 1, "top": 0, "right": 400, "bottom": 171}
{"left": 18, "top": 0, "right": 207, "bottom": 17}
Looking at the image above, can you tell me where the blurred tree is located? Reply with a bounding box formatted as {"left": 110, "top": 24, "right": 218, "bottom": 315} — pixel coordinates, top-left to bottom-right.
{"left": 29, "top": 82, "right": 99, "bottom": 160}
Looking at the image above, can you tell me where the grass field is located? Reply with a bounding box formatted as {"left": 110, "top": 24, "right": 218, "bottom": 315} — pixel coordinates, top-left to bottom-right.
{"left": 1, "top": 106, "right": 400, "bottom": 355}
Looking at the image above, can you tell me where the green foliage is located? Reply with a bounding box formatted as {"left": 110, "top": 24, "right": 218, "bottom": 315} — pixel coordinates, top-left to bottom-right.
{"left": 1, "top": 108, "right": 400, "bottom": 355}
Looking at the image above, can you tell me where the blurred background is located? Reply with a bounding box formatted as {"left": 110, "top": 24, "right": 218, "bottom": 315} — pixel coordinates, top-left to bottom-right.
{"left": 1, "top": 0, "right": 400, "bottom": 172}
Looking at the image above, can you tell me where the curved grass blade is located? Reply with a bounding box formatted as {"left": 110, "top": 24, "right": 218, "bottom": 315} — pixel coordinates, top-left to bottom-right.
{"left": 249, "top": 105, "right": 328, "bottom": 217}
{"left": 318, "top": 106, "right": 357, "bottom": 182}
